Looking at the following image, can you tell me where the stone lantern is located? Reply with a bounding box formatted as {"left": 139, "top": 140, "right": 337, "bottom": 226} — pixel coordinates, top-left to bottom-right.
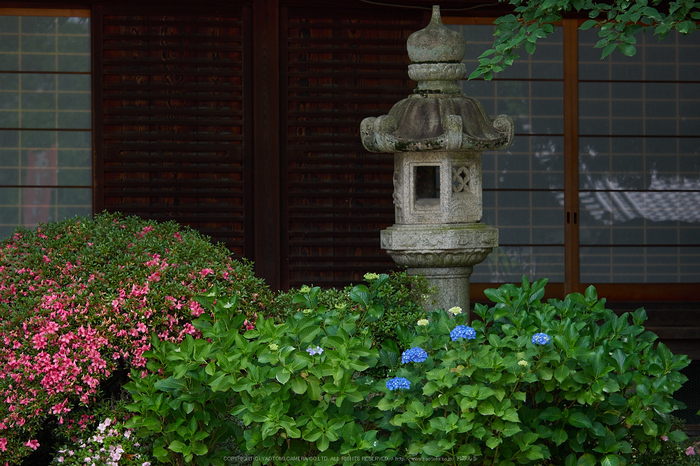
{"left": 360, "top": 5, "right": 514, "bottom": 315}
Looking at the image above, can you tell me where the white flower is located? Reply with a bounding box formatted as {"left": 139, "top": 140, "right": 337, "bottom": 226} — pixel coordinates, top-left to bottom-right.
{"left": 417, "top": 319, "right": 429, "bottom": 326}
{"left": 448, "top": 306, "right": 462, "bottom": 315}
{"left": 518, "top": 360, "right": 528, "bottom": 367}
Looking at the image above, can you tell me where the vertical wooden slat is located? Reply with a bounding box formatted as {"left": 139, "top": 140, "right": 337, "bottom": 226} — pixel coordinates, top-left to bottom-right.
{"left": 253, "top": 0, "right": 281, "bottom": 289}
{"left": 563, "top": 19, "right": 580, "bottom": 295}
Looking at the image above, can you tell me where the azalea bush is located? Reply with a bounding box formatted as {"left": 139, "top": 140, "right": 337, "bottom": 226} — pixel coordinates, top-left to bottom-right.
{"left": 127, "top": 275, "right": 692, "bottom": 466}
{"left": 0, "top": 212, "right": 272, "bottom": 465}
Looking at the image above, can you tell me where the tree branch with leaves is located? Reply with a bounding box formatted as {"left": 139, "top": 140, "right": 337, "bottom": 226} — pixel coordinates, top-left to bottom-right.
{"left": 470, "top": 0, "right": 699, "bottom": 80}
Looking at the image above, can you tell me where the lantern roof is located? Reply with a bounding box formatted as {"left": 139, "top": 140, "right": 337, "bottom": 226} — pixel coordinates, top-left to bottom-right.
{"left": 361, "top": 5, "right": 514, "bottom": 153}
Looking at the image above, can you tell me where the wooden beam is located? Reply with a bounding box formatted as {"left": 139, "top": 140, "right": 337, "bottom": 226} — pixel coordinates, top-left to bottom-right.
{"left": 0, "top": 7, "right": 90, "bottom": 16}
{"left": 253, "top": 0, "right": 281, "bottom": 290}
{"left": 563, "top": 18, "right": 580, "bottom": 295}
{"left": 92, "top": 4, "right": 104, "bottom": 215}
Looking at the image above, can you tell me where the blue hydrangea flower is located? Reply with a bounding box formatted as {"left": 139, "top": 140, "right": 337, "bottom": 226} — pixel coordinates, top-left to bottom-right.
{"left": 450, "top": 325, "right": 476, "bottom": 341}
{"left": 386, "top": 377, "right": 411, "bottom": 391}
{"left": 306, "top": 346, "right": 324, "bottom": 355}
{"left": 401, "top": 347, "right": 428, "bottom": 364}
{"left": 532, "top": 333, "right": 551, "bottom": 345}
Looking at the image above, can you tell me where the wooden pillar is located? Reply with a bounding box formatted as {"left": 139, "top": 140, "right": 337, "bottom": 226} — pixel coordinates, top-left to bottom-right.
{"left": 563, "top": 19, "right": 580, "bottom": 296}
{"left": 253, "top": 0, "right": 281, "bottom": 290}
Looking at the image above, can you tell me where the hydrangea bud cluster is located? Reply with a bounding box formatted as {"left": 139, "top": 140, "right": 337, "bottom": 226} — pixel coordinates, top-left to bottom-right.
{"left": 450, "top": 325, "right": 476, "bottom": 341}
{"left": 401, "top": 347, "right": 428, "bottom": 364}
{"left": 531, "top": 333, "right": 552, "bottom": 345}
{"left": 386, "top": 377, "right": 411, "bottom": 391}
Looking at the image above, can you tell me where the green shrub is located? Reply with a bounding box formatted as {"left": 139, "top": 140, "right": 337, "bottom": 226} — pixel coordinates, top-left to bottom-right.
{"left": 123, "top": 277, "right": 393, "bottom": 465}
{"left": 270, "top": 271, "right": 433, "bottom": 348}
{"left": 0, "top": 212, "right": 272, "bottom": 465}
{"left": 125, "top": 276, "right": 692, "bottom": 466}
{"left": 377, "top": 277, "right": 691, "bottom": 465}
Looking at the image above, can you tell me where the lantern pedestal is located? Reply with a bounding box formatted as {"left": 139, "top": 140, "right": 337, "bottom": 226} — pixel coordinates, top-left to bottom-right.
{"left": 380, "top": 223, "right": 497, "bottom": 313}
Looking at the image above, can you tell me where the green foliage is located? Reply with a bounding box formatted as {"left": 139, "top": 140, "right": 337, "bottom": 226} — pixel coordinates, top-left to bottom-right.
{"left": 270, "top": 271, "right": 433, "bottom": 348}
{"left": 470, "top": 0, "right": 699, "bottom": 80}
{"left": 376, "top": 277, "right": 691, "bottom": 465}
{"left": 124, "top": 287, "right": 382, "bottom": 465}
{"left": 123, "top": 294, "right": 244, "bottom": 466}
{"left": 127, "top": 275, "right": 693, "bottom": 465}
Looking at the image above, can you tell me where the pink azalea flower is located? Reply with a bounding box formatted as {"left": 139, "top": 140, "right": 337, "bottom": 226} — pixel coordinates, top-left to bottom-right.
{"left": 687, "top": 446, "right": 696, "bottom": 456}
{"left": 24, "top": 439, "right": 39, "bottom": 450}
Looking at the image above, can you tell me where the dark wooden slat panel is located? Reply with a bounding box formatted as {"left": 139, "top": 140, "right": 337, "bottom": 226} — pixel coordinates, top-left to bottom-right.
{"left": 103, "top": 134, "right": 244, "bottom": 141}
{"left": 104, "top": 120, "right": 244, "bottom": 128}
{"left": 103, "top": 187, "right": 243, "bottom": 194}
{"left": 102, "top": 65, "right": 244, "bottom": 75}
{"left": 105, "top": 156, "right": 241, "bottom": 163}
{"left": 104, "top": 109, "right": 244, "bottom": 116}
{"left": 103, "top": 93, "right": 244, "bottom": 101}
{"left": 288, "top": 207, "right": 394, "bottom": 213}
{"left": 103, "top": 143, "right": 244, "bottom": 152}
{"left": 100, "top": 11, "right": 250, "bottom": 258}
{"left": 283, "top": 9, "right": 421, "bottom": 289}
{"left": 103, "top": 166, "right": 243, "bottom": 173}
{"left": 103, "top": 85, "right": 244, "bottom": 92}
{"left": 288, "top": 261, "right": 394, "bottom": 269}
{"left": 103, "top": 42, "right": 243, "bottom": 49}
{"left": 286, "top": 47, "right": 412, "bottom": 55}
{"left": 287, "top": 37, "right": 407, "bottom": 45}
{"left": 288, "top": 231, "right": 381, "bottom": 237}
{"left": 287, "top": 96, "right": 407, "bottom": 103}
{"left": 113, "top": 206, "right": 244, "bottom": 213}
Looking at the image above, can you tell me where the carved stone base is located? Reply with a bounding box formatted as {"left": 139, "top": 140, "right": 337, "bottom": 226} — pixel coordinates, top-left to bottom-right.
{"left": 380, "top": 223, "right": 498, "bottom": 316}
{"left": 408, "top": 266, "right": 475, "bottom": 318}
